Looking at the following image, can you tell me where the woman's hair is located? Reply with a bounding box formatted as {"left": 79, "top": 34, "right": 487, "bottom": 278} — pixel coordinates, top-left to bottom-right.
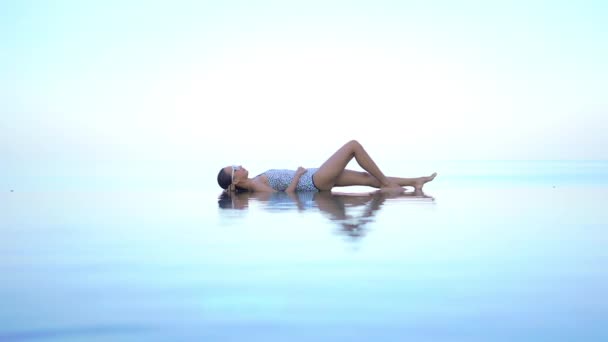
{"left": 217, "top": 168, "right": 232, "bottom": 190}
{"left": 217, "top": 167, "right": 247, "bottom": 192}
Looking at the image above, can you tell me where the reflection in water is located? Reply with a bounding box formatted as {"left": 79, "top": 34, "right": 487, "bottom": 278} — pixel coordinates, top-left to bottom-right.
{"left": 218, "top": 190, "right": 434, "bottom": 239}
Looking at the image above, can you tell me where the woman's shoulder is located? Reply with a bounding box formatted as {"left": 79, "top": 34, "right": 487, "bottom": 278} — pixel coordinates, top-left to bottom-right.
{"left": 250, "top": 176, "right": 275, "bottom": 192}
{"left": 253, "top": 173, "right": 269, "bottom": 184}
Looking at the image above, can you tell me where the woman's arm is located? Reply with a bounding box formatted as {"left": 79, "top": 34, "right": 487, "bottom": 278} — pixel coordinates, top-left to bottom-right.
{"left": 286, "top": 167, "right": 307, "bottom": 193}
{"left": 250, "top": 181, "right": 277, "bottom": 192}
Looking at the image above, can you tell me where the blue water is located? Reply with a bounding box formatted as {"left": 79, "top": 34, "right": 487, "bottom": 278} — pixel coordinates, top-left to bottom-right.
{"left": 1, "top": 161, "right": 607, "bottom": 341}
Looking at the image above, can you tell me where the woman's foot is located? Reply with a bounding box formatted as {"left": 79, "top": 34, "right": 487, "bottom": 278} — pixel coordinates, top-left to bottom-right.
{"left": 413, "top": 172, "right": 437, "bottom": 192}
{"left": 381, "top": 179, "right": 405, "bottom": 193}
{"left": 380, "top": 185, "right": 406, "bottom": 194}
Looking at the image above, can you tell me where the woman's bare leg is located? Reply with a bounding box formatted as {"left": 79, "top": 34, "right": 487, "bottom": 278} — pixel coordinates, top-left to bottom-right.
{"left": 313, "top": 140, "right": 401, "bottom": 191}
{"left": 335, "top": 170, "right": 437, "bottom": 192}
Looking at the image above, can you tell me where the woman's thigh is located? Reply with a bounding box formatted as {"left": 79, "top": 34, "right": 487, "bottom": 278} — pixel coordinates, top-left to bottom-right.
{"left": 312, "top": 141, "right": 357, "bottom": 190}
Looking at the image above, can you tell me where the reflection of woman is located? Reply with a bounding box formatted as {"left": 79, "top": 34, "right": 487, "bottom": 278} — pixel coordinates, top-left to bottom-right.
{"left": 217, "top": 191, "right": 315, "bottom": 211}
{"left": 217, "top": 140, "right": 436, "bottom": 193}
{"left": 313, "top": 191, "right": 388, "bottom": 238}
{"left": 218, "top": 190, "right": 434, "bottom": 238}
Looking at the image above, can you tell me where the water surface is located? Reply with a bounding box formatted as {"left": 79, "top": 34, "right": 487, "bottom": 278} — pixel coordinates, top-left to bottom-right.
{"left": 1, "top": 161, "right": 607, "bottom": 341}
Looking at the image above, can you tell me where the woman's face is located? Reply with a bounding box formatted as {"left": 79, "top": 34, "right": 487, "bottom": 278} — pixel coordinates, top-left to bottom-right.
{"left": 224, "top": 165, "right": 249, "bottom": 183}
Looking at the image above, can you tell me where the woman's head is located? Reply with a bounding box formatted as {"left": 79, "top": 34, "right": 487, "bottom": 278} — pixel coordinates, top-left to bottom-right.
{"left": 217, "top": 165, "right": 248, "bottom": 191}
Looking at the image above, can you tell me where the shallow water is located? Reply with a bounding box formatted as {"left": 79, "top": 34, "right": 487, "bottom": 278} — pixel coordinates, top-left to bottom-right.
{"left": 1, "top": 161, "right": 607, "bottom": 341}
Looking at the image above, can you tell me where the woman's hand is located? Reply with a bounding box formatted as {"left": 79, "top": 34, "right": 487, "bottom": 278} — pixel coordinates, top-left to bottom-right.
{"left": 286, "top": 167, "right": 307, "bottom": 193}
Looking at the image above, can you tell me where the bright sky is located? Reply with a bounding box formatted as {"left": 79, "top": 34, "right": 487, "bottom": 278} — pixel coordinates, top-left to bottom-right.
{"left": 2, "top": 0, "right": 607, "bottom": 180}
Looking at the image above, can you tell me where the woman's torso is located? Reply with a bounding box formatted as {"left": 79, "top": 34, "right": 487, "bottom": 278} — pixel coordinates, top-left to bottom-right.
{"left": 255, "top": 169, "right": 319, "bottom": 192}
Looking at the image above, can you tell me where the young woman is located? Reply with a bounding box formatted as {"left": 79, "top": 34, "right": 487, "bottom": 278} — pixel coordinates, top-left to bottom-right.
{"left": 217, "top": 140, "right": 437, "bottom": 193}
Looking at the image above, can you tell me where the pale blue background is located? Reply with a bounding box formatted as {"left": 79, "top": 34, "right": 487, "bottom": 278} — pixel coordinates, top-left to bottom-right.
{"left": 1, "top": 1, "right": 607, "bottom": 193}
{"left": 1, "top": 3, "right": 608, "bottom": 341}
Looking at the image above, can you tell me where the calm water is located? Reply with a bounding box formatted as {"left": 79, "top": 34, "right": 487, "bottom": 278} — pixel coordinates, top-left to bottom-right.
{"left": 1, "top": 161, "right": 607, "bottom": 341}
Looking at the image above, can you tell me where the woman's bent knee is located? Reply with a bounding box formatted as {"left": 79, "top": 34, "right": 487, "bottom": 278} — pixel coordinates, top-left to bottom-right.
{"left": 348, "top": 139, "right": 361, "bottom": 147}
{"left": 347, "top": 139, "right": 362, "bottom": 152}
